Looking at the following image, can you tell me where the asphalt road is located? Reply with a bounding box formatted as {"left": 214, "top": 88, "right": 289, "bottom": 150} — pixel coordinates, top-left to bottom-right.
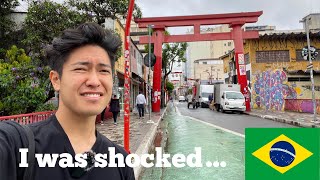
{"left": 175, "top": 101, "right": 296, "bottom": 136}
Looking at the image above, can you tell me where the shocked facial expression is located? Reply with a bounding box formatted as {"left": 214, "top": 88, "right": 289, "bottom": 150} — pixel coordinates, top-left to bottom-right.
{"left": 50, "top": 45, "right": 113, "bottom": 117}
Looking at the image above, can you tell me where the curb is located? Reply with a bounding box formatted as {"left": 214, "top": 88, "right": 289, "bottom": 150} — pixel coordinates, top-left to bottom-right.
{"left": 133, "top": 106, "right": 167, "bottom": 180}
{"left": 244, "top": 112, "right": 320, "bottom": 128}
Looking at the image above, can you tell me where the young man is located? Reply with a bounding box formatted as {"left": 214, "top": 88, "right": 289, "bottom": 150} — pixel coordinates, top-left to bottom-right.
{"left": 135, "top": 92, "right": 146, "bottom": 119}
{"left": 0, "top": 23, "right": 134, "bottom": 179}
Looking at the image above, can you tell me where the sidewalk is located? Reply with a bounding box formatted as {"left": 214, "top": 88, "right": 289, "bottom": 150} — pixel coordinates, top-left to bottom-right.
{"left": 96, "top": 108, "right": 167, "bottom": 179}
{"left": 245, "top": 109, "right": 320, "bottom": 128}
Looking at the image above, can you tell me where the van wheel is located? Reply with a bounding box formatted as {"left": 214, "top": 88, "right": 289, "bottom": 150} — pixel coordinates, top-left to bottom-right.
{"left": 220, "top": 105, "right": 225, "bottom": 113}
{"left": 215, "top": 104, "right": 220, "bottom": 111}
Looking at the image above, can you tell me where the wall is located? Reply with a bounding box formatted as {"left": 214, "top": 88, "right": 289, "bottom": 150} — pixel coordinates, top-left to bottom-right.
{"left": 114, "top": 20, "right": 125, "bottom": 74}
{"left": 252, "top": 69, "right": 296, "bottom": 110}
{"left": 285, "top": 99, "right": 320, "bottom": 114}
{"left": 193, "top": 60, "right": 224, "bottom": 81}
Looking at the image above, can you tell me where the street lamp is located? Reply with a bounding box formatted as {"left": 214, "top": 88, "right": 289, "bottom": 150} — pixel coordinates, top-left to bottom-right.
{"left": 204, "top": 70, "right": 211, "bottom": 84}
{"left": 300, "top": 17, "right": 317, "bottom": 123}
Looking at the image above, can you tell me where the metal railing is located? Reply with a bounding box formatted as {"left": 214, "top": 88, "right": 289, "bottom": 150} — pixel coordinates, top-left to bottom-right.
{"left": 0, "top": 111, "right": 56, "bottom": 124}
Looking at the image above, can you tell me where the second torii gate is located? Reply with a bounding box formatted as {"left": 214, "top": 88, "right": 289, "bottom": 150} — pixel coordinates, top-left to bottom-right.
{"left": 135, "top": 11, "right": 263, "bottom": 112}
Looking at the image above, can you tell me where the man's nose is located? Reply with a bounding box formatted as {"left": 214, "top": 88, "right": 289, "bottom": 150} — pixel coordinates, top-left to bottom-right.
{"left": 85, "top": 71, "right": 101, "bottom": 87}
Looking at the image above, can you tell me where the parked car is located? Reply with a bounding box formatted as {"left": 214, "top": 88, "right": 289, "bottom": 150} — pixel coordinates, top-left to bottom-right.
{"left": 178, "top": 95, "right": 186, "bottom": 102}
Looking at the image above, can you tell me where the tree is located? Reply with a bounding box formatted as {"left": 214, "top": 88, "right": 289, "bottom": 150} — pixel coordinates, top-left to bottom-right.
{"left": 161, "top": 42, "right": 187, "bottom": 107}
{"left": 166, "top": 81, "right": 174, "bottom": 94}
{"left": 67, "top": 0, "right": 142, "bottom": 25}
{"left": 0, "top": 45, "right": 52, "bottom": 115}
{"left": 0, "top": 0, "right": 19, "bottom": 55}
{"left": 22, "top": 0, "right": 90, "bottom": 61}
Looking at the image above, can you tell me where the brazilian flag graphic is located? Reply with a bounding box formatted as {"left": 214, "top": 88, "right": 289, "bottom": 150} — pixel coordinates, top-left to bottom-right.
{"left": 245, "top": 128, "right": 320, "bottom": 180}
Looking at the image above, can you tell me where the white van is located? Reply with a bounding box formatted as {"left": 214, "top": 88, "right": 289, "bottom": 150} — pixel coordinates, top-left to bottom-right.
{"left": 214, "top": 84, "right": 246, "bottom": 113}
{"left": 220, "top": 91, "right": 246, "bottom": 113}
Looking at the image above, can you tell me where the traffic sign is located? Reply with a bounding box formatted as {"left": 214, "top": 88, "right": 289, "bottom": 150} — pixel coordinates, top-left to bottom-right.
{"left": 307, "top": 63, "right": 313, "bottom": 69}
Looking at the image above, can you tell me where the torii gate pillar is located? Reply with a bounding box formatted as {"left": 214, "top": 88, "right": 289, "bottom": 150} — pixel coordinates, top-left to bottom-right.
{"left": 231, "top": 23, "right": 251, "bottom": 111}
{"left": 152, "top": 27, "right": 165, "bottom": 112}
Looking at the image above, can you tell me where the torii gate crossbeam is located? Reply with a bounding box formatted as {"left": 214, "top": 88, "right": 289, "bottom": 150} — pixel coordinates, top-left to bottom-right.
{"left": 135, "top": 11, "right": 263, "bottom": 112}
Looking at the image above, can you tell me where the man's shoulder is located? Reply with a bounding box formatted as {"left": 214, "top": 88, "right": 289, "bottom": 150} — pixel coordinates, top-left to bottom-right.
{"left": 27, "top": 115, "right": 55, "bottom": 134}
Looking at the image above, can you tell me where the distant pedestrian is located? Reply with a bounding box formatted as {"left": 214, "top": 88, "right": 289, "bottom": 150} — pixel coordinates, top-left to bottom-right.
{"left": 109, "top": 94, "right": 120, "bottom": 125}
{"left": 208, "top": 93, "right": 213, "bottom": 103}
{"left": 136, "top": 91, "right": 146, "bottom": 119}
{"left": 100, "top": 106, "right": 107, "bottom": 123}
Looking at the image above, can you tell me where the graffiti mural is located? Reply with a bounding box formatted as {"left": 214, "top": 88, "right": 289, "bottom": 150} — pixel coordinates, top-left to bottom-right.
{"left": 253, "top": 70, "right": 298, "bottom": 111}
{"left": 285, "top": 99, "right": 320, "bottom": 114}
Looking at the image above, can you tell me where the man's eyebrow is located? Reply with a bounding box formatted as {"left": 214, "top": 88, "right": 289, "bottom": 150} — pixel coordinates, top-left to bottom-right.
{"left": 98, "top": 63, "right": 111, "bottom": 68}
{"left": 71, "top": 61, "right": 111, "bottom": 68}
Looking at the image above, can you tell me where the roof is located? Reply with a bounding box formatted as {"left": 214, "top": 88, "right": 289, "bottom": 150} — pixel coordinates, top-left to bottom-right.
{"left": 258, "top": 30, "right": 320, "bottom": 39}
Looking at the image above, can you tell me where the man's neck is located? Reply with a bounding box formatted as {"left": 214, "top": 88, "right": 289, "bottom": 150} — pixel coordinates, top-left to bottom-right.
{"left": 55, "top": 108, "right": 96, "bottom": 154}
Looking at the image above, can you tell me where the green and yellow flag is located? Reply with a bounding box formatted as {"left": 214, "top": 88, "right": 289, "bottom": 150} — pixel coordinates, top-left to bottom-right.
{"left": 245, "top": 128, "right": 320, "bottom": 180}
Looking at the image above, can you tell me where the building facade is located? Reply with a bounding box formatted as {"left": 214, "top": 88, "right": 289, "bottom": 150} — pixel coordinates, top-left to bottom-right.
{"left": 222, "top": 30, "right": 320, "bottom": 114}
{"left": 186, "top": 25, "right": 234, "bottom": 79}
{"left": 193, "top": 58, "right": 224, "bottom": 84}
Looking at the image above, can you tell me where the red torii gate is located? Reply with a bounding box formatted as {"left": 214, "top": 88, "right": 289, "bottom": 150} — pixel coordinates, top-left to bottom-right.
{"left": 135, "top": 11, "right": 263, "bottom": 112}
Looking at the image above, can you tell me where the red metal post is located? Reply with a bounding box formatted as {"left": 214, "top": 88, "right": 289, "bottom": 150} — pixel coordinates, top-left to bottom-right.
{"left": 232, "top": 24, "right": 251, "bottom": 111}
{"left": 152, "top": 29, "right": 165, "bottom": 112}
{"left": 123, "top": 0, "right": 135, "bottom": 153}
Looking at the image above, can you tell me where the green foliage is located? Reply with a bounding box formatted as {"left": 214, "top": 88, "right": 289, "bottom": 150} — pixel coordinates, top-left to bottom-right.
{"left": 0, "top": 45, "right": 52, "bottom": 115}
{"left": 22, "top": 0, "right": 90, "bottom": 60}
{"left": 35, "top": 102, "right": 58, "bottom": 112}
{"left": 162, "top": 42, "right": 187, "bottom": 77}
{"left": 166, "top": 81, "right": 174, "bottom": 93}
{"left": 67, "top": 0, "right": 142, "bottom": 25}
{"left": 0, "top": 0, "right": 20, "bottom": 53}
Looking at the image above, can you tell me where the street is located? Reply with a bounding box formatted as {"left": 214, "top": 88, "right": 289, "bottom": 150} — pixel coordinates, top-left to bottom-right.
{"left": 175, "top": 101, "right": 296, "bottom": 135}
{"left": 140, "top": 102, "right": 296, "bottom": 180}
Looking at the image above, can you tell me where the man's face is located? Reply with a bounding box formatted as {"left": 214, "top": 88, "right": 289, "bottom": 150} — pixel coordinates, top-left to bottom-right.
{"left": 50, "top": 45, "right": 113, "bottom": 117}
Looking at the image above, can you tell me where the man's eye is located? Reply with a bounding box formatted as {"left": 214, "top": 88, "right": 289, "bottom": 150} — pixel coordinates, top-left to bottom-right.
{"left": 101, "top": 70, "right": 111, "bottom": 73}
{"left": 74, "top": 68, "right": 86, "bottom": 71}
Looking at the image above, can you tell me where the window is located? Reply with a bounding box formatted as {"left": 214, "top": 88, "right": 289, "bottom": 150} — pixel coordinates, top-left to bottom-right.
{"left": 244, "top": 53, "right": 250, "bottom": 65}
{"left": 217, "top": 69, "right": 220, "bottom": 71}
{"left": 228, "top": 42, "right": 232, "bottom": 46}
{"left": 256, "top": 50, "right": 290, "bottom": 63}
{"left": 288, "top": 77, "right": 310, "bottom": 82}
{"left": 203, "top": 62, "right": 207, "bottom": 64}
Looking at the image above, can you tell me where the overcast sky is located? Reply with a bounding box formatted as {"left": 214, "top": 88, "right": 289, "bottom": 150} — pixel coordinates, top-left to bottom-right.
{"left": 136, "top": 0, "right": 320, "bottom": 34}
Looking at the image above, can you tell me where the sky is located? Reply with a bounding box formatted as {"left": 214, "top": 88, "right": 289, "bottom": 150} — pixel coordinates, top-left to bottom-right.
{"left": 17, "top": 0, "right": 320, "bottom": 33}
{"left": 135, "top": 0, "right": 320, "bottom": 34}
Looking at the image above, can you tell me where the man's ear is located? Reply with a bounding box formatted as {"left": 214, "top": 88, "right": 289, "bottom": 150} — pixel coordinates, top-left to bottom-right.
{"left": 50, "top": 70, "right": 61, "bottom": 91}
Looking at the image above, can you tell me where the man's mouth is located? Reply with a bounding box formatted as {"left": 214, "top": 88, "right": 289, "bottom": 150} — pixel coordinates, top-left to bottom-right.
{"left": 83, "top": 93, "right": 101, "bottom": 97}
{"left": 80, "top": 92, "right": 103, "bottom": 98}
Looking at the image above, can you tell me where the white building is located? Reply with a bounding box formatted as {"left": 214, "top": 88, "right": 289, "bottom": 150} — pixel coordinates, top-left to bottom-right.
{"left": 185, "top": 25, "right": 234, "bottom": 80}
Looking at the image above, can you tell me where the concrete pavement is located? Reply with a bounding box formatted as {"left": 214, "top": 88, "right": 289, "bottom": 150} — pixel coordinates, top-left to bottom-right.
{"left": 244, "top": 109, "right": 320, "bottom": 128}
{"left": 96, "top": 108, "right": 167, "bottom": 179}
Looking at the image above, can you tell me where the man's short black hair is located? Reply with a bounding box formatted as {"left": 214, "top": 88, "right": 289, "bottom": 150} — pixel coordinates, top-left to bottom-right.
{"left": 46, "top": 22, "right": 122, "bottom": 76}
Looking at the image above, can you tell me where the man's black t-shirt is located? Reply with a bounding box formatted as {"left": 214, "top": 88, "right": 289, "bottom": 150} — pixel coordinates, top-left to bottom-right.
{"left": 0, "top": 115, "right": 135, "bottom": 180}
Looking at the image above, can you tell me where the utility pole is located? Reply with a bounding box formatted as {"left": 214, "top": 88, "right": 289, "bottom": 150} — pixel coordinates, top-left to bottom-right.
{"left": 147, "top": 24, "right": 154, "bottom": 124}
{"left": 210, "top": 66, "right": 213, "bottom": 84}
{"left": 301, "top": 17, "right": 317, "bottom": 122}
